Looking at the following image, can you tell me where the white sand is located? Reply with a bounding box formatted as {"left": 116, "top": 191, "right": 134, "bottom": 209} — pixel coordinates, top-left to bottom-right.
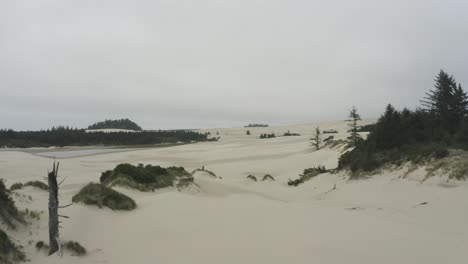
{"left": 1, "top": 120, "right": 468, "bottom": 264}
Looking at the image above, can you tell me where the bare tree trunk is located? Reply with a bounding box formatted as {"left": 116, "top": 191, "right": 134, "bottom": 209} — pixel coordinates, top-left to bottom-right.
{"left": 48, "top": 161, "right": 60, "bottom": 256}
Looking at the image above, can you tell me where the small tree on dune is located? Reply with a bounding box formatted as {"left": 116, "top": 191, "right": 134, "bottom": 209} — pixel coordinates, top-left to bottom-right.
{"left": 347, "top": 106, "right": 362, "bottom": 148}
{"left": 310, "top": 126, "right": 321, "bottom": 150}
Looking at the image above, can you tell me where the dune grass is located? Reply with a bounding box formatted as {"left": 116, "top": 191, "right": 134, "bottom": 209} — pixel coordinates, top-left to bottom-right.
{"left": 72, "top": 183, "right": 136, "bottom": 210}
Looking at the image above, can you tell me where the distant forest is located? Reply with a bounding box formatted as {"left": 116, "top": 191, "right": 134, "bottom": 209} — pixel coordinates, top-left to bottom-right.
{"left": 244, "top": 123, "right": 269, "bottom": 128}
{"left": 0, "top": 127, "right": 209, "bottom": 148}
{"left": 88, "top": 118, "right": 142, "bottom": 131}
{"left": 339, "top": 70, "right": 468, "bottom": 174}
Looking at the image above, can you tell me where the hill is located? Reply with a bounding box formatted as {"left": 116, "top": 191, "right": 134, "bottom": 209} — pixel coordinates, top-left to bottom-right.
{"left": 88, "top": 119, "right": 142, "bottom": 131}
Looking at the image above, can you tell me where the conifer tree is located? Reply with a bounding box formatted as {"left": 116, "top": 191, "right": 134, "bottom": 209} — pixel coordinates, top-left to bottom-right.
{"left": 347, "top": 106, "right": 362, "bottom": 148}
{"left": 310, "top": 126, "right": 321, "bottom": 150}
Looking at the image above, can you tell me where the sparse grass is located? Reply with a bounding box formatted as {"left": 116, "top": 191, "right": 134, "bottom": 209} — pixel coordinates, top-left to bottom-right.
{"left": 72, "top": 183, "right": 136, "bottom": 210}
{"left": 0, "top": 229, "right": 26, "bottom": 264}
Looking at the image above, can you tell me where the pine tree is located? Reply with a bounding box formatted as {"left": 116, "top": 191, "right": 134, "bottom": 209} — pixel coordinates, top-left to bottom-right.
{"left": 310, "top": 126, "right": 321, "bottom": 150}
{"left": 421, "top": 70, "right": 465, "bottom": 133}
{"left": 347, "top": 106, "right": 362, "bottom": 148}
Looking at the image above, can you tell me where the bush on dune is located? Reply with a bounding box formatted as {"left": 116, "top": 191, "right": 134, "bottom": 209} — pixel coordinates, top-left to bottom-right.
{"left": 100, "top": 163, "right": 191, "bottom": 191}
{"left": 72, "top": 183, "right": 136, "bottom": 210}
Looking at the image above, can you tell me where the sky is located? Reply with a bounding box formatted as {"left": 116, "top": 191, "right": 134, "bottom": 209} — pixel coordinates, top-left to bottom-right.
{"left": 1, "top": 0, "right": 468, "bottom": 130}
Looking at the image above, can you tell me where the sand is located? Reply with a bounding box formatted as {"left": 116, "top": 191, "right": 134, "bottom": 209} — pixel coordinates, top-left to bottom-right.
{"left": 1, "top": 120, "right": 468, "bottom": 264}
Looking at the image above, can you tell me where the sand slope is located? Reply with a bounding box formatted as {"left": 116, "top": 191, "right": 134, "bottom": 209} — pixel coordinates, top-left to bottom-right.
{"left": 1, "top": 120, "right": 467, "bottom": 264}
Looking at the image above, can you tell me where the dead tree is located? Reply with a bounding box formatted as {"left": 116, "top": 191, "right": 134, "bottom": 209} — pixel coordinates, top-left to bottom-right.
{"left": 48, "top": 161, "right": 61, "bottom": 256}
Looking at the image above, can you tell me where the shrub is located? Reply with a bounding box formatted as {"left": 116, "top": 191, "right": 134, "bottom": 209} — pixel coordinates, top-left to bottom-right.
{"left": 72, "top": 183, "right": 136, "bottom": 210}
{"left": 262, "top": 174, "right": 275, "bottom": 181}
{"left": 322, "top": 129, "right": 338, "bottom": 134}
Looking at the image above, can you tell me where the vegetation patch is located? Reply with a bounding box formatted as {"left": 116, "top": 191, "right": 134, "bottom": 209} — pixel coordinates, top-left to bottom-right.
{"left": 0, "top": 229, "right": 26, "bottom": 264}
{"left": 322, "top": 129, "right": 338, "bottom": 134}
{"left": 10, "top": 181, "right": 48, "bottom": 191}
{"left": 288, "top": 166, "right": 328, "bottom": 187}
{"left": 72, "top": 183, "right": 136, "bottom": 210}
{"left": 100, "top": 163, "right": 191, "bottom": 191}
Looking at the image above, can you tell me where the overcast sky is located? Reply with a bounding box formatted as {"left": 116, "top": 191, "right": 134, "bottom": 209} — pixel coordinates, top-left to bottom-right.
{"left": 1, "top": 0, "right": 468, "bottom": 130}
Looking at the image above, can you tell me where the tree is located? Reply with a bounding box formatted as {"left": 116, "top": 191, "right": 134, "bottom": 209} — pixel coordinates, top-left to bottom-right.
{"left": 310, "top": 126, "right": 321, "bottom": 150}
{"left": 347, "top": 106, "right": 362, "bottom": 148}
{"left": 246, "top": 130, "right": 251, "bottom": 135}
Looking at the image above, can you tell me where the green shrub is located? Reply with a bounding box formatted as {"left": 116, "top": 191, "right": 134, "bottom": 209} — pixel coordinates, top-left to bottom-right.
{"left": 9, "top": 183, "right": 23, "bottom": 191}
{"left": 0, "top": 229, "right": 26, "bottom": 264}
{"left": 72, "top": 183, "right": 136, "bottom": 210}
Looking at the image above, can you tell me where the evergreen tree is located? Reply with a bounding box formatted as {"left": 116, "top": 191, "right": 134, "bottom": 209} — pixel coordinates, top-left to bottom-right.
{"left": 347, "top": 106, "right": 362, "bottom": 148}
{"left": 310, "top": 126, "right": 321, "bottom": 150}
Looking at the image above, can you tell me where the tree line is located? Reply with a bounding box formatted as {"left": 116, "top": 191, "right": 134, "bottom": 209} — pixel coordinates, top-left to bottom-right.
{"left": 0, "top": 126, "right": 209, "bottom": 148}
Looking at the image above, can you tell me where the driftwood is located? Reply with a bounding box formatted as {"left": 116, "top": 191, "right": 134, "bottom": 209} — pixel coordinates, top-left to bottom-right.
{"left": 48, "top": 161, "right": 61, "bottom": 256}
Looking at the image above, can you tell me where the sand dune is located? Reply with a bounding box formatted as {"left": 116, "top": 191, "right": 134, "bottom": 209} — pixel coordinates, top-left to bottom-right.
{"left": 1, "top": 120, "right": 467, "bottom": 264}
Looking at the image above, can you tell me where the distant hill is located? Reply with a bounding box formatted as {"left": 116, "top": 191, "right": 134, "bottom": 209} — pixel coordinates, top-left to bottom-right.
{"left": 88, "top": 118, "right": 142, "bottom": 131}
